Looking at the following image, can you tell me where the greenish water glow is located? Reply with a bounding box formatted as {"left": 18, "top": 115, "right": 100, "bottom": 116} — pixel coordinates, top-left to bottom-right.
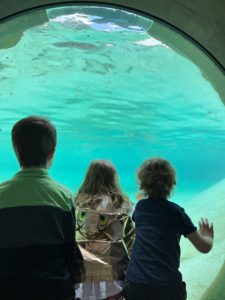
{"left": 0, "top": 6, "right": 225, "bottom": 204}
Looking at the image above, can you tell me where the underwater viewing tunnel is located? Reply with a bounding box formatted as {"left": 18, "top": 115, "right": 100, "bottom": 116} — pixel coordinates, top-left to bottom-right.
{"left": 0, "top": 1, "right": 225, "bottom": 300}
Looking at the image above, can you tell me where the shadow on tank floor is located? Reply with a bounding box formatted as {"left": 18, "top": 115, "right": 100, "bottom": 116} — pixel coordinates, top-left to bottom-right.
{"left": 200, "top": 260, "right": 225, "bottom": 300}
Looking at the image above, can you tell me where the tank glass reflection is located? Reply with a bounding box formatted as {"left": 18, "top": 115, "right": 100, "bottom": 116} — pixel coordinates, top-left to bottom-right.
{"left": 0, "top": 6, "right": 224, "bottom": 299}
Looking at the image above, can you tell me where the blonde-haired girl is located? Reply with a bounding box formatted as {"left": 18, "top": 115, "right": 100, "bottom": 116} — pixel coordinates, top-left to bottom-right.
{"left": 75, "top": 160, "right": 135, "bottom": 300}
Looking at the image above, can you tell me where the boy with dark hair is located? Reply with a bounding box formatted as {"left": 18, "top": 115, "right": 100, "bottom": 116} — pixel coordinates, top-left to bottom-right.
{"left": 11, "top": 115, "right": 57, "bottom": 168}
{"left": 124, "top": 157, "right": 214, "bottom": 300}
{"left": 0, "top": 116, "right": 78, "bottom": 300}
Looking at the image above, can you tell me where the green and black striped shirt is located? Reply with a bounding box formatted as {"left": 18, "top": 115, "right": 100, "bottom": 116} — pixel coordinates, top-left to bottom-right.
{"left": 0, "top": 168, "right": 75, "bottom": 300}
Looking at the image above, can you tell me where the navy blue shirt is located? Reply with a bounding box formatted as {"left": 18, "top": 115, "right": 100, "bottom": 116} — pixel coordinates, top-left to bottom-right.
{"left": 126, "top": 198, "right": 197, "bottom": 287}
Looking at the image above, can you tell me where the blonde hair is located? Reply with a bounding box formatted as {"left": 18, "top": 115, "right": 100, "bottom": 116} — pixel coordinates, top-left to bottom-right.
{"left": 137, "top": 157, "right": 176, "bottom": 199}
{"left": 75, "top": 160, "right": 129, "bottom": 209}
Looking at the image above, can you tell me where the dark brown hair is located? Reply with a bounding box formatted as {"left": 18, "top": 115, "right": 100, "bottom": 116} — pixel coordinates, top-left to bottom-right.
{"left": 137, "top": 157, "right": 176, "bottom": 199}
{"left": 75, "top": 160, "right": 129, "bottom": 209}
{"left": 12, "top": 116, "right": 56, "bottom": 167}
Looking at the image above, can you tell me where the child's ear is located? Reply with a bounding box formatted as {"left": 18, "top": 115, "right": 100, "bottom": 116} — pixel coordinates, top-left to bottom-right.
{"left": 48, "top": 149, "right": 55, "bottom": 160}
{"left": 47, "top": 149, "right": 55, "bottom": 169}
{"left": 13, "top": 146, "right": 23, "bottom": 166}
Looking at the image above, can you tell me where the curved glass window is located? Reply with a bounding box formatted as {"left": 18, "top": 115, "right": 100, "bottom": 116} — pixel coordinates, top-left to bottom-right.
{"left": 0, "top": 6, "right": 224, "bottom": 298}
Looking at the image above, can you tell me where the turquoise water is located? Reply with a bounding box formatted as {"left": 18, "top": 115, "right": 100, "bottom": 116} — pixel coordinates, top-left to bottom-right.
{"left": 0, "top": 6, "right": 225, "bottom": 203}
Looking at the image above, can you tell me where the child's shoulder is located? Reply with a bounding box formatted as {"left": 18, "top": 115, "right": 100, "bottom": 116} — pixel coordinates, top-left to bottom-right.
{"left": 49, "top": 178, "right": 72, "bottom": 197}
{"left": 136, "top": 198, "right": 185, "bottom": 213}
{"left": 76, "top": 194, "right": 132, "bottom": 215}
{"left": 47, "top": 178, "right": 73, "bottom": 207}
{"left": 164, "top": 200, "right": 188, "bottom": 219}
{"left": 0, "top": 175, "right": 73, "bottom": 212}
{"left": 0, "top": 179, "right": 14, "bottom": 193}
{"left": 167, "top": 200, "right": 185, "bottom": 211}
{"left": 0, "top": 174, "right": 26, "bottom": 194}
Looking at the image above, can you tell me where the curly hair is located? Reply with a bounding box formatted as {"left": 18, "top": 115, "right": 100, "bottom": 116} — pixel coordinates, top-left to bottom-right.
{"left": 137, "top": 157, "right": 176, "bottom": 199}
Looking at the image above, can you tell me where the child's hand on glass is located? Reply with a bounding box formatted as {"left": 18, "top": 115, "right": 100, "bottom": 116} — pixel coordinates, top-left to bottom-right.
{"left": 198, "top": 218, "right": 214, "bottom": 238}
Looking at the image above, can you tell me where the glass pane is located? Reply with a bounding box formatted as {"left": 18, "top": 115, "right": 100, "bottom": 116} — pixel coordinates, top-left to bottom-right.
{"left": 0, "top": 6, "right": 224, "bottom": 299}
